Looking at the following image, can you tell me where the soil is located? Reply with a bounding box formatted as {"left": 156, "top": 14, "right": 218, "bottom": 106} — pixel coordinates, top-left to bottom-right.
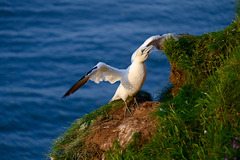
{"left": 84, "top": 101, "right": 160, "bottom": 155}
{"left": 169, "top": 62, "right": 187, "bottom": 95}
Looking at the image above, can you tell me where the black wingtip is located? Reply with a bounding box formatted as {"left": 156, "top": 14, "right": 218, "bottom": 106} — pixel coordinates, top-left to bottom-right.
{"left": 60, "top": 67, "right": 95, "bottom": 101}
{"left": 61, "top": 94, "right": 68, "bottom": 100}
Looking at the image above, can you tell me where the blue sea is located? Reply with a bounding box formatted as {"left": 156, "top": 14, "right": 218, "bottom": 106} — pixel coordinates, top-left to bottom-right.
{"left": 0, "top": 0, "right": 236, "bottom": 159}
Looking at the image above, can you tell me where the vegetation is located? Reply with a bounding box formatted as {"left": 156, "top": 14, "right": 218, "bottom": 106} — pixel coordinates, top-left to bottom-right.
{"left": 136, "top": 4, "right": 240, "bottom": 159}
{"left": 49, "top": 100, "right": 123, "bottom": 159}
{"left": 49, "top": 2, "right": 240, "bottom": 159}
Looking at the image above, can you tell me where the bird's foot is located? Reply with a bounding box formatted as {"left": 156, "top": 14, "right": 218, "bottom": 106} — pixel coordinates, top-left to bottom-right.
{"left": 133, "top": 97, "right": 139, "bottom": 108}
{"left": 124, "top": 107, "right": 133, "bottom": 118}
{"left": 124, "top": 101, "right": 133, "bottom": 118}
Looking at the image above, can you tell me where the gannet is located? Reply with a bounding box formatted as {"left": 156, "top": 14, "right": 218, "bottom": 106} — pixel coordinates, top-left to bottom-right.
{"left": 62, "top": 33, "right": 178, "bottom": 116}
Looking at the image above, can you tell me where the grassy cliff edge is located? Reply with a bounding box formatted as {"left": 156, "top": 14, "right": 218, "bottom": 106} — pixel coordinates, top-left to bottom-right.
{"left": 49, "top": 3, "right": 240, "bottom": 159}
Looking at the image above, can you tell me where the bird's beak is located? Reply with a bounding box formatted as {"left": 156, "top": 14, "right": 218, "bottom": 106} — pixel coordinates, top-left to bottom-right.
{"left": 144, "top": 45, "right": 154, "bottom": 54}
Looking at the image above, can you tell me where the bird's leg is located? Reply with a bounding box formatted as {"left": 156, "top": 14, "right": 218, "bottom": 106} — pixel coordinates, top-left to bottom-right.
{"left": 134, "top": 97, "right": 139, "bottom": 108}
{"left": 124, "top": 101, "right": 132, "bottom": 117}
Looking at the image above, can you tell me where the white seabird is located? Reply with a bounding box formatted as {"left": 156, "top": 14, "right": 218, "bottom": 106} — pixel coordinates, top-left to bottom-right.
{"left": 62, "top": 34, "right": 178, "bottom": 116}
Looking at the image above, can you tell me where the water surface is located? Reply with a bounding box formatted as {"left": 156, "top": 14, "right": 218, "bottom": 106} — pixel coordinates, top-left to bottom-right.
{"left": 0, "top": 0, "right": 235, "bottom": 159}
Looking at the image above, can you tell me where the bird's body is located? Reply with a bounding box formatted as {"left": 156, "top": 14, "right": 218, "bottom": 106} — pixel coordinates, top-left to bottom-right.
{"left": 62, "top": 33, "right": 179, "bottom": 116}
{"left": 111, "top": 59, "right": 147, "bottom": 102}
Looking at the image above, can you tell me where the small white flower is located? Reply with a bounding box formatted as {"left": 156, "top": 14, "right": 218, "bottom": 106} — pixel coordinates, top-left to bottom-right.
{"left": 160, "top": 108, "right": 166, "bottom": 112}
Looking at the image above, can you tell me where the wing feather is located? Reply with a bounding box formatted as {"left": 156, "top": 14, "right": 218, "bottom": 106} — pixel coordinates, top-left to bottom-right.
{"left": 61, "top": 66, "right": 97, "bottom": 98}
{"left": 89, "top": 62, "right": 123, "bottom": 84}
{"left": 62, "top": 75, "right": 90, "bottom": 99}
{"left": 62, "top": 62, "right": 123, "bottom": 98}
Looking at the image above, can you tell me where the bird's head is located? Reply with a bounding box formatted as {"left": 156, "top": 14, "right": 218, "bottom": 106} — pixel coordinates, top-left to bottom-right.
{"left": 134, "top": 45, "right": 153, "bottom": 62}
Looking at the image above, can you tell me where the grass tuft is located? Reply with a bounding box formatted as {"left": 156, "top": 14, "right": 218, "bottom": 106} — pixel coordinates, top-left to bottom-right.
{"left": 48, "top": 100, "right": 123, "bottom": 159}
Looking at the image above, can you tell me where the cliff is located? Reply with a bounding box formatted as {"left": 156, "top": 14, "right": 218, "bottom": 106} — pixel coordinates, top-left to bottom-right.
{"left": 49, "top": 3, "right": 240, "bottom": 159}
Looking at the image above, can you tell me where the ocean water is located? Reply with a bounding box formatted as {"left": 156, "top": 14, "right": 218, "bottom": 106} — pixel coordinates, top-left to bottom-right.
{"left": 0, "top": 0, "right": 236, "bottom": 159}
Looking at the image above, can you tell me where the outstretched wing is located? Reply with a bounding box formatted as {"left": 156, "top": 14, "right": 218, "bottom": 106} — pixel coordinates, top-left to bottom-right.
{"left": 62, "top": 62, "right": 123, "bottom": 98}
{"left": 131, "top": 33, "right": 179, "bottom": 63}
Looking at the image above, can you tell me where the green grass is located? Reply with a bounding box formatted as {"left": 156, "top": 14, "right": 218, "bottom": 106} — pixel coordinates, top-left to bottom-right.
{"left": 49, "top": 100, "right": 123, "bottom": 159}
{"left": 49, "top": 2, "right": 240, "bottom": 159}
{"left": 138, "top": 49, "right": 240, "bottom": 159}
{"left": 105, "top": 132, "right": 143, "bottom": 160}
{"left": 164, "top": 13, "right": 240, "bottom": 85}
{"left": 134, "top": 6, "right": 240, "bottom": 159}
